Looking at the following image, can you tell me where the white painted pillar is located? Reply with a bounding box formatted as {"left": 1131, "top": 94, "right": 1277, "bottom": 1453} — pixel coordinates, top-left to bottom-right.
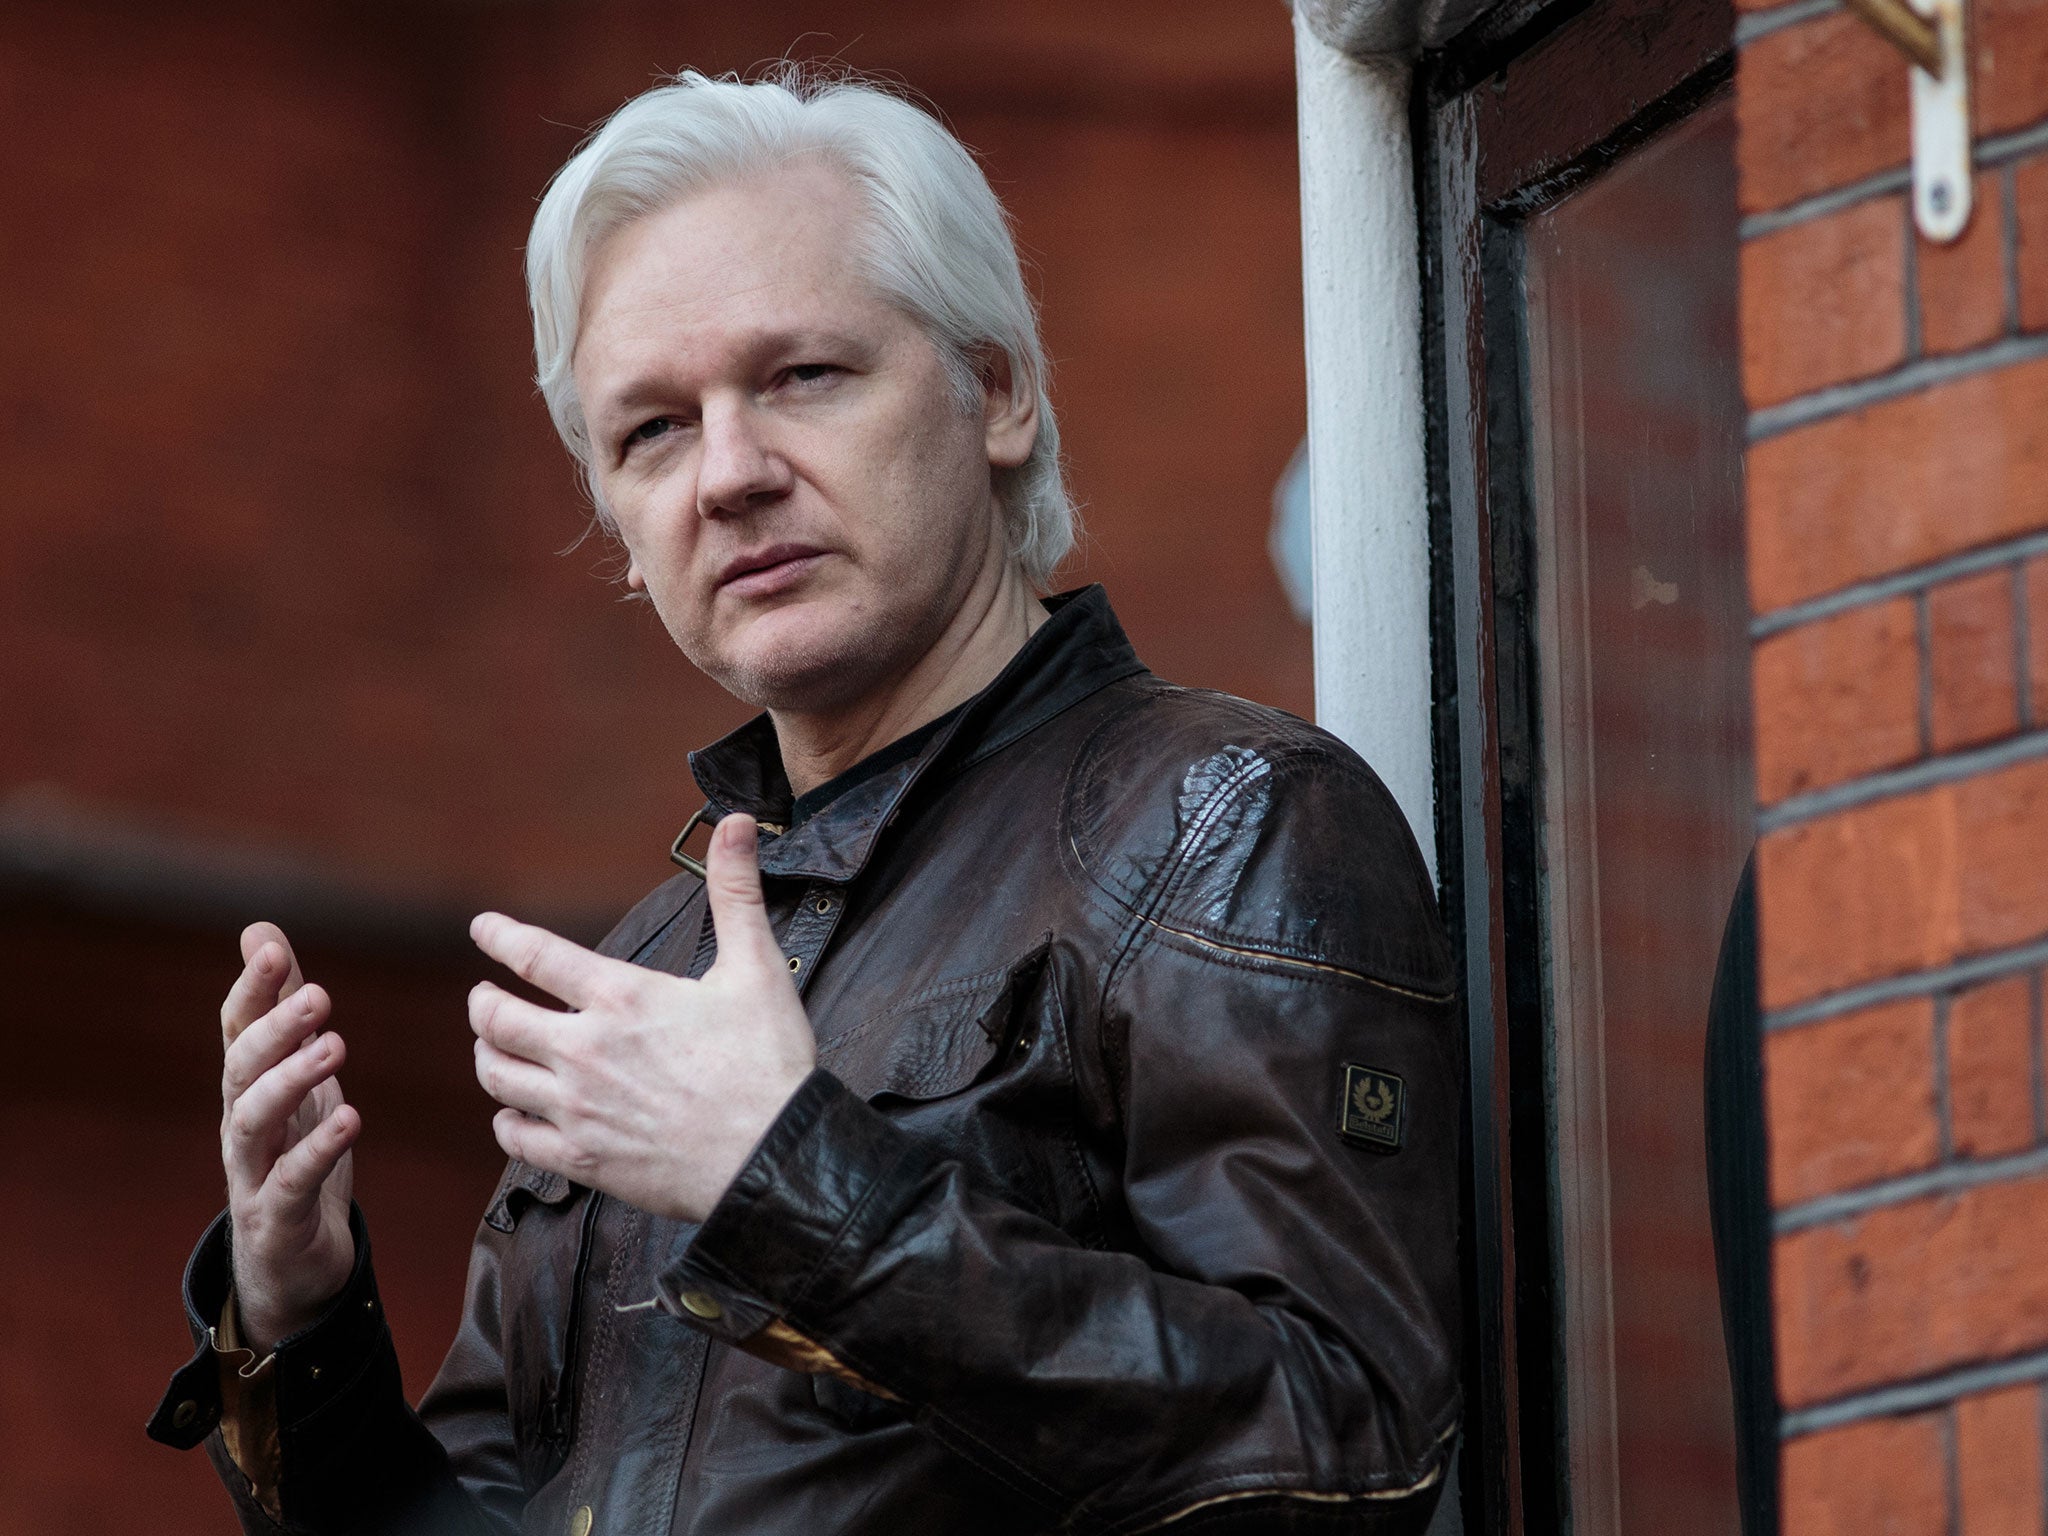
{"left": 1294, "top": 13, "right": 1436, "bottom": 884}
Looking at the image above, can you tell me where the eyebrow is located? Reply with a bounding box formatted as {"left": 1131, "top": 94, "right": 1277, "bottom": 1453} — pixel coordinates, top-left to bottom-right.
{"left": 592, "top": 326, "right": 878, "bottom": 422}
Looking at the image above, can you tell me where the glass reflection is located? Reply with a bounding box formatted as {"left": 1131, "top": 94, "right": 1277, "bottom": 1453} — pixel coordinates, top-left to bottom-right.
{"left": 1521, "top": 93, "right": 1763, "bottom": 1536}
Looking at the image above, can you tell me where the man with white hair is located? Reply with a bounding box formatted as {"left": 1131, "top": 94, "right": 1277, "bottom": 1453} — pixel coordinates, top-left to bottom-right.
{"left": 152, "top": 68, "right": 1461, "bottom": 1535}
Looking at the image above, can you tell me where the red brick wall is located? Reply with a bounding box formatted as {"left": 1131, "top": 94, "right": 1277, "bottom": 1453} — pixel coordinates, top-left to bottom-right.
{"left": 1740, "top": 0, "right": 2048, "bottom": 1528}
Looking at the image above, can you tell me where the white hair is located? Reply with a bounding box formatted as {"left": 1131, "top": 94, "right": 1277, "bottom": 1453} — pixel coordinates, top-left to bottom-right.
{"left": 525, "top": 67, "right": 1075, "bottom": 590}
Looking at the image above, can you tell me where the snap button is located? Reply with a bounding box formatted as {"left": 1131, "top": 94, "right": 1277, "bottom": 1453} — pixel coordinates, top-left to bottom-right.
{"left": 171, "top": 1399, "right": 202, "bottom": 1431}
{"left": 569, "top": 1504, "right": 593, "bottom": 1536}
{"left": 678, "top": 1288, "right": 724, "bottom": 1320}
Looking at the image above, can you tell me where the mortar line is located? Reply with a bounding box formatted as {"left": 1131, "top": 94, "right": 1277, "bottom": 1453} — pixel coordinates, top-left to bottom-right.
{"left": 1903, "top": 198, "right": 1925, "bottom": 363}
{"left": 1756, "top": 728, "right": 2048, "bottom": 832}
{"left": 1782, "top": 1347, "right": 2048, "bottom": 1439}
{"left": 1734, "top": 0, "right": 1840, "bottom": 46}
{"left": 2028, "top": 968, "right": 2048, "bottom": 1145}
{"left": 2005, "top": 162, "right": 2024, "bottom": 339}
{"left": 1916, "top": 590, "right": 1936, "bottom": 757}
{"left": 2038, "top": 1364, "right": 2048, "bottom": 1534}
{"left": 1934, "top": 992, "right": 1956, "bottom": 1163}
{"left": 1748, "top": 333, "right": 2048, "bottom": 442}
{"left": 1764, "top": 936, "right": 2048, "bottom": 1033}
{"left": 1740, "top": 122, "right": 2048, "bottom": 246}
{"left": 1943, "top": 1404, "right": 1962, "bottom": 1536}
{"left": 1741, "top": 164, "right": 1910, "bottom": 242}
{"left": 1752, "top": 531, "right": 2048, "bottom": 638}
{"left": 1978, "top": 119, "right": 2048, "bottom": 169}
{"left": 2015, "top": 562, "right": 2034, "bottom": 732}
{"left": 1773, "top": 1142, "right": 2048, "bottom": 1233}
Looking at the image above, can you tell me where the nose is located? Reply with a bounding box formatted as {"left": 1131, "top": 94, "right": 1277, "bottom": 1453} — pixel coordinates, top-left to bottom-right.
{"left": 695, "top": 397, "right": 792, "bottom": 518}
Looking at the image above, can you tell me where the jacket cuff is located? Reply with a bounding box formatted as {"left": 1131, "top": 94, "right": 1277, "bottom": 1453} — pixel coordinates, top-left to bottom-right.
{"left": 659, "top": 1069, "right": 930, "bottom": 1345}
{"left": 148, "top": 1203, "right": 390, "bottom": 1454}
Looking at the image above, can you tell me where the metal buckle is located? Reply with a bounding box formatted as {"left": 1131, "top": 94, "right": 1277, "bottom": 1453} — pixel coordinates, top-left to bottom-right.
{"left": 670, "top": 807, "right": 786, "bottom": 878}
{"left": 669, "top": 805, "right": 713, "bottom": 879}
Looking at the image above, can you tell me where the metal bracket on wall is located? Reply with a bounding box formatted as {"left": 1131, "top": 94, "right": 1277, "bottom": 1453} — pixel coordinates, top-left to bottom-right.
{"left": 1843, "top": 0, "right": 1972, "bottom": 241}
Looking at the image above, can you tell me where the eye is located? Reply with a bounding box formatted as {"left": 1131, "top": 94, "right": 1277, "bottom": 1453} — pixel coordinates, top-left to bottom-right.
{"left": 627, "top": 418, "right": 673, "bottom": 446}
{"left": 783, "top": 363, "right": 839, "bottom": 387}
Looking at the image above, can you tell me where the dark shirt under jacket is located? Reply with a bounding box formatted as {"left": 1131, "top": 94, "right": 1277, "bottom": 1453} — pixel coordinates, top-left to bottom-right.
{"left": 152, "top": 585, "right": 1463, "bottom": 1535}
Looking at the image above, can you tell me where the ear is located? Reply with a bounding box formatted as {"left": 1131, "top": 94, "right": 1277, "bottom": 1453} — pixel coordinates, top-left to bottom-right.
{"left": 976, "top": 346, "right": 1038, "bottom": 472}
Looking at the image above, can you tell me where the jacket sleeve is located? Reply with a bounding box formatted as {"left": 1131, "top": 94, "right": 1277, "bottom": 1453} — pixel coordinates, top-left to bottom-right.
{"left": 147, "top": 1204, "right": 519, "bottom": 1536}
{"left": 659, "top": 737, "right": 1463, "bottom": 1533}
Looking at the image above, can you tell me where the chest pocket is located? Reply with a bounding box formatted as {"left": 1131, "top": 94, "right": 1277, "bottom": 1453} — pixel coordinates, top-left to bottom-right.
{"left": 485, "top": 1158, "right": 593, "bottom": 1491}
{"left": 821, "top": 942, "right": 1102, "bottom": 1244}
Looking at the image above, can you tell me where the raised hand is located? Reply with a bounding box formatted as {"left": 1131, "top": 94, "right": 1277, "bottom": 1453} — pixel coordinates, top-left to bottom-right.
{"left": 219, "top": 922, "right": 360, "bottom": 1353}
{"left": 467, "top": 814, "right": 816, "bottom": 1223}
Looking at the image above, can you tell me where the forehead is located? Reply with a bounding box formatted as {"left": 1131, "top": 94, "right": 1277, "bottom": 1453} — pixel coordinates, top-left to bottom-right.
{"left": 574, "top": 159, "right": 895, "bottom": 386}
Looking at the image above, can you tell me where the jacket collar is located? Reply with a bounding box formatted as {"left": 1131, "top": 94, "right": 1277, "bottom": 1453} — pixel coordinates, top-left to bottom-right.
{"left": 687, "top": 585, "right": 1145, "bottom": 884}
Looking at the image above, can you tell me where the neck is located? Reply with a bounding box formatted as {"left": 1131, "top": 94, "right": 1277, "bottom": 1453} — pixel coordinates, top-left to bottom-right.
{"left": 771, "top": 561, "right": 1047, "bottom": 798}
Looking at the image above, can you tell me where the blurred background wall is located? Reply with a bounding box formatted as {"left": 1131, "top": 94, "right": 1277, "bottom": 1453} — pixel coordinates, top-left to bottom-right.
{"left": 0, "top": 1, "right": 1309, "bottom": 1528}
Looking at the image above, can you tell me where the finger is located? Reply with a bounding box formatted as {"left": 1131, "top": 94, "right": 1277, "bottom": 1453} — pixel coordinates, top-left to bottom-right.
{"left": 264, "top": 1101, "right": 360, "bottom": 1215}
{"left": 472, "top": 1037, "right": 558, "bottom": 1118}
{"left": 222, "top": 926, "right": 302, "bottom": 1046}
{"left": 703, "top": 815, "right": 787, "bottom": 977}
{"left": 226, "top": 921, "right": 305, "bottom": 1040}
{"left": 470, "top": 913, "right": 625, "bottom": 1010}
{"left": 467, "top": 980, "right": 568, "bottom": 1065}
{"left": 240, "top": 923, "right": 304, "bottom": 992}
{"left": 491, "top": 1105, "right": 573, "bottom": 1175}
{"left": 225, "top": 1031, "right": 346, "bottom": 1174}
{"left": 224, "top": 984, "right": 330, "bottom": 1103}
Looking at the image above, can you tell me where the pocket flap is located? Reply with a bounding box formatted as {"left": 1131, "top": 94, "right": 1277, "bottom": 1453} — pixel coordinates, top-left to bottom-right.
{"left": 483, "top": 1158, "right": 580, "bottom": 1233}
{"left": 822, "top": 946, "right": 1048, "bottom": 1104}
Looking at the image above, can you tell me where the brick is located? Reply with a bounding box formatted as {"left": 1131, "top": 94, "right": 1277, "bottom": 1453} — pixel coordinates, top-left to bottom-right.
{"left": 1961, "top": 756, "right": 2048, "bottom": 955}
{"left": 1976, "top": 0, "right": 2048, "bottom": 137}
{"left": 1775, "top": 1169, "right": 2048, "bottom": 1404}
{"left": 1757, "top": 755, "right": 2048, "bottom": 1010}
{"left": 1950, "top": 974, "right": 2039, "bottom": 1157}
{"left": 1781, "top": 1413, "right": 1948, "bottom": 1536}
{"left": 2020, "top": 156, "right": 2048, "bottom": 334}
{"left": 1958, "top": 1384, "right": 2045, "bottom": 1536}
{"left": 1755, "top": 599, "right": 1921, "bottom": 803}
{"left": 1929, "top": 569, "right": 2020, "bottom": 752}
{"left": 1738, "top": 13, "right": 1912, "bottom": 215}
{"left": 1766, "top": 998, "right": 1940, "bottom": 1203}
{"left": 1747, "top": 354, "right": 2048, "bottom": 613}
{"left": 1918, "top": 173, "right": 2010, "bottom": 356}
{"left": 1742, "top": 197, "right": 1908, "bottom": 408}
{"left": 2029, "top": 556, "right": 2048, "bottom": 723}
{"left": 1758, "top": 791, "right": 1959, "bottom": 1012}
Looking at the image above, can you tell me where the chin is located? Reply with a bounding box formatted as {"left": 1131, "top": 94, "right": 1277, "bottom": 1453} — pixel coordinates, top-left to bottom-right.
{"left": 700, "top": 608, "right": 893, "bottom": 713}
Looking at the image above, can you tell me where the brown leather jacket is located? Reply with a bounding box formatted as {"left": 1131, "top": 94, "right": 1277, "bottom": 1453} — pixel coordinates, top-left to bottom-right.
{"left": 151, "top": 587, "right": 1462, "bottom": 1535}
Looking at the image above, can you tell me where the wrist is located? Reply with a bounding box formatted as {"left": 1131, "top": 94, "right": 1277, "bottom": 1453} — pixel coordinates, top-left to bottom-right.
{"left": 230, "top": 1290, "right": 306, "bottom": 1357}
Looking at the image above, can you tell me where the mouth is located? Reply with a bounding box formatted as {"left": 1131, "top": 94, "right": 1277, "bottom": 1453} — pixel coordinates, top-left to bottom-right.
{"left": 715, "top": 543, "right": 830, "bottom": 597}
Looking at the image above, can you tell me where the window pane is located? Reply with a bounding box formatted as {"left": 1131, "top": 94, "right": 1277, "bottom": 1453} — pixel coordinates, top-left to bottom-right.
{"left": 1522, "top": 93, "right": 1755, "bottom": 1536}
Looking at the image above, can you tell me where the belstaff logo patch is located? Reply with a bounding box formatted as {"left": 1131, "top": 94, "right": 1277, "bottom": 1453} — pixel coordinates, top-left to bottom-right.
{"left": 1339, "top": 1064, "right": 1405, "bottom": 1153}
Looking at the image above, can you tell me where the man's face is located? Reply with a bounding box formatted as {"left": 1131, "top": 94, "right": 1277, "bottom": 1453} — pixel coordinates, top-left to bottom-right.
{"left": 573, "top": 159, "right": 1029, "bottom": 713}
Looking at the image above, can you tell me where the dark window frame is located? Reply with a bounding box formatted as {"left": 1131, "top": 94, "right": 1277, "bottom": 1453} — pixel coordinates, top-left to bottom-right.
{"left": 1417, "top": 3, "right": 1737, "bottom": 1531}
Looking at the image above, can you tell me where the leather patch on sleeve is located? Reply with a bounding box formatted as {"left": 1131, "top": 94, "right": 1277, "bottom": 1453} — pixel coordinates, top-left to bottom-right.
{"left": 1339, "top": 1063, "right": 1406, "bottom": 1153}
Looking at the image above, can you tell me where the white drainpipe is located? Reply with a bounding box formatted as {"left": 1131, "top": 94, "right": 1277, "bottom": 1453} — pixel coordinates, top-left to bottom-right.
{"left": 1294, "top": 12, "right": 1436, "bottom": 885}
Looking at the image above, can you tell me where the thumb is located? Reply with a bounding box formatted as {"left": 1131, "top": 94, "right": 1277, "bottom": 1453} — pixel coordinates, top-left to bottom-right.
{"left": 703, "top": 815, "right": 785, "bottom": 976}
